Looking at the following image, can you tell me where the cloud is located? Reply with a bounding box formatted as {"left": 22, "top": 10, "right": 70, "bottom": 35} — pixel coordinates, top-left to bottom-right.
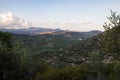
{"left": 79, "top": 21, "right": 92, "bottom": 24}
{"left": 0, "top": 12, "right": 32, "bottom": 29}
{"left": 37, "top": 21, "right": 103, "bottom": 31}
{"left": 0, "top": 12, "right": 102, "bottom": 31}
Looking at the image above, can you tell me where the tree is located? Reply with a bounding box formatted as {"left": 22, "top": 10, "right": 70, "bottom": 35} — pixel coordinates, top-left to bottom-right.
{"left": 99, "top": 10, "right": 120, "bottom": 59}
{"left": 0, "top": 31, "right": 12, "bottom": 49}
{"left": 103, "top": 10, "right": 120, "bottom": 30}
{"left": 0, "top": 42, "right": 21, "bottom": 80}
{"left": 0, "top": 31, "right": 32, "bottom": 80}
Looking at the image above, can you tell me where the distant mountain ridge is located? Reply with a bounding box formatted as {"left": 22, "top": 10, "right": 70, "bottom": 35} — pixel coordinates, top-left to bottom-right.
{"left": 0, "top": 27, "right": 63, "bottom": 35}
{"left": 0, "top": 27, "right": 102, "bottom": 39}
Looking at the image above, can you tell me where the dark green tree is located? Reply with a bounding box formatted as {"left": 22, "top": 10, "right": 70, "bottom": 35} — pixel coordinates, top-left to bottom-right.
{"left": 0, "top": 31, "right": 32, "bottom": 80}
{"left": 99, "top": 10, "right": 120, "bottom": 59}
{"left": 0, "top": 42, "right": 21, "bottom": 80}
{"left": 0, "top": 31, "right": 12, "bottom": 49}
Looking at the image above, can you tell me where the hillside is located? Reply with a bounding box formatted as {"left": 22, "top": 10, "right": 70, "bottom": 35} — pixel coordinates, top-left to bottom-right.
{"left": 28, "top": 24, "right": 120, "bottom": 66}
{"left": 12, "top": 34, "right": 81, "bottom": 53}
{"left": 12, "top": 29, "right": 101, "bottom": 53}
{"left": 31, "top": 35, "right": 101, "bottom": 66}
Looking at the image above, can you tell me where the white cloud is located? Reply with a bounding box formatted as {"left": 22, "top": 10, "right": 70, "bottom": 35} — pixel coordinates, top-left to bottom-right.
{"left": 37, "top": 21, "right": 103, "bottom": 31}
{"left": 60, "top": 22, "right": 103, "bottom": 31}
{"left": 0, "top": 12, "right": 103, "bottom": 31}
{"left": 79, "top": 21, "right": 92, "bottom": 25}
{"left": 0, "top": 12, "right": 32, "bottom": 29}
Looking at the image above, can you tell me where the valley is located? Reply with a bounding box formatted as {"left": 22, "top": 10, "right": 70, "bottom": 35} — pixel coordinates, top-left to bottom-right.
{"left": 0, "top": 1, "right": 120, "bottom": 79}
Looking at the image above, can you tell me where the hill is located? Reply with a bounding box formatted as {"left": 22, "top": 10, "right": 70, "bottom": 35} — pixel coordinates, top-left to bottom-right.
{"left": 0, "top": 27, "right": 63, "bottom": 34}
{"left": 10, "top": 30, "right": 101, "bottom": 66}
{"left": 12, "top": 34, "right": 81, "bottom": 53}
{"left": 11, "top": 29, "right": 102, "bottom": 53}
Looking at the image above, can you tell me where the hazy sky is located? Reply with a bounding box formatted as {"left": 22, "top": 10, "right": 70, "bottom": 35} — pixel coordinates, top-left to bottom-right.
{"left": 0, "top": 0, "right": 120, "bottom": 31}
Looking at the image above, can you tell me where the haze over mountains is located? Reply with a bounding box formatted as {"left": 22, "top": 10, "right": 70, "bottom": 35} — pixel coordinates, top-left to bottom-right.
{"left": 0, "top": 27, "right": 62, "bottom": 34}
{"left": 0, "top": 27, "right": 102, "bottom": 37}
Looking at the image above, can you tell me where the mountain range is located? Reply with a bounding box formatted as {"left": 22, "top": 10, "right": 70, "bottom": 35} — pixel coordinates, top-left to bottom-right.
{"left": 0, "top": 27, "right": 62, "bottom": 35}
{"left": 0, "top": 27, "right": 102, "bottom": 39}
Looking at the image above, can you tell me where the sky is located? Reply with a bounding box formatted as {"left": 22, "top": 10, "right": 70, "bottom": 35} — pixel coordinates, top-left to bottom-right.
{"left": 0, "top": 0, "right": 120, "bottom": 31}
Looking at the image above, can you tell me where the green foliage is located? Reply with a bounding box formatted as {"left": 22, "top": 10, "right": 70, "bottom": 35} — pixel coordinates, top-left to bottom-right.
{"left": 0, "top": 31, "right": 32, "bottom": 80}
{"left": 99, "top": 10, "right": 120, "bottom": 59}
{"left": 88, "top": 52, "right": 102, "bottom": 71}
{"left": 33, "top": 66, "right": 92, "bottom": 80}
{"left": 0, "top": 43, "right": 21, "bottom": 80}
{"left": 0, "top": 31, "right": 12, "bottom": 48}
{"left": 108, "top": 61, "right": 120, "bottom": 80}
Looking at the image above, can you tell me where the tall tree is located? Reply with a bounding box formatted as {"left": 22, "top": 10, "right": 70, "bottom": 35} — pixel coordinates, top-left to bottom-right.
{"left": 99, "top": 10, "right": 120, "bottom": 59}
{"left": 0, "top": 31, "right": 32, "bottom": 80}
